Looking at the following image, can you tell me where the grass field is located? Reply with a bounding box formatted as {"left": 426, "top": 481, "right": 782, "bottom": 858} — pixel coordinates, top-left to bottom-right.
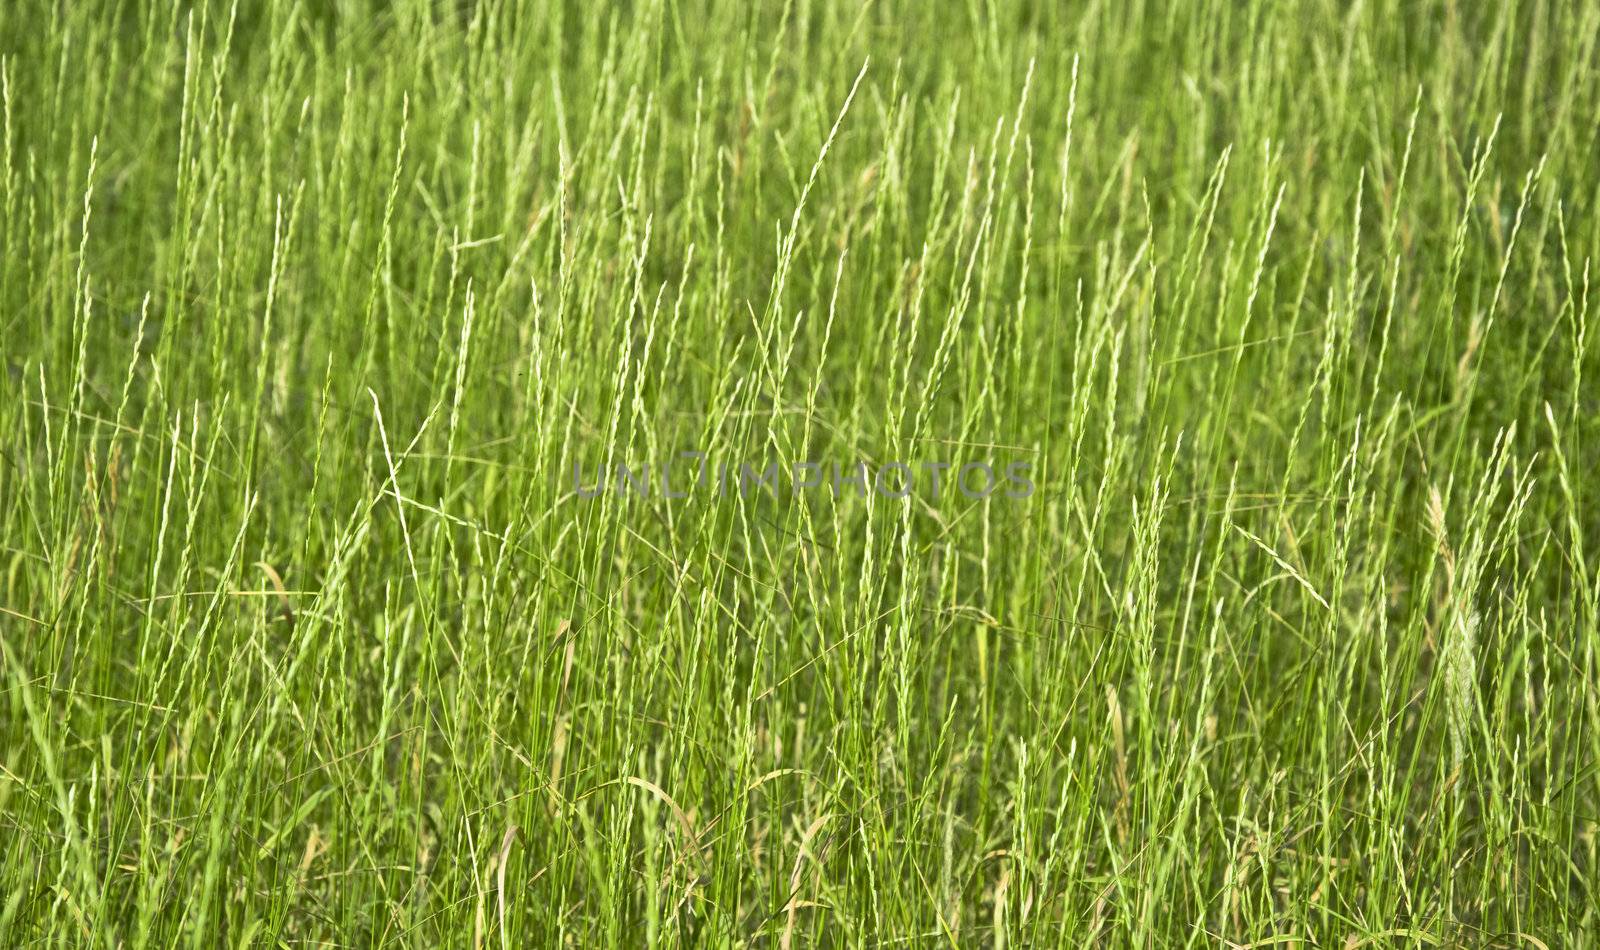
{"left": 2, "top": 0, "right": 1599, "bottom": 945}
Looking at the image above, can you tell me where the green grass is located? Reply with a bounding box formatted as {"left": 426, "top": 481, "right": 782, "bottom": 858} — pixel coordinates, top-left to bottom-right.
{"left": 2, "top": 0, "right": 1599, "bottom": 945}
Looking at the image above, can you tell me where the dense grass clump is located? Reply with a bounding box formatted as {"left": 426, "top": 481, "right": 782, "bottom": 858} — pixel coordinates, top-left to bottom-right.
{"left": 2, "top": 0, "right": 1599, "bottom": 944}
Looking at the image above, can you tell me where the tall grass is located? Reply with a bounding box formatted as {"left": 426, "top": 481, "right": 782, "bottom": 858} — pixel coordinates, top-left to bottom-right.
{"left": 1, "top": 0, "right": 1597, "bottom": 944}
